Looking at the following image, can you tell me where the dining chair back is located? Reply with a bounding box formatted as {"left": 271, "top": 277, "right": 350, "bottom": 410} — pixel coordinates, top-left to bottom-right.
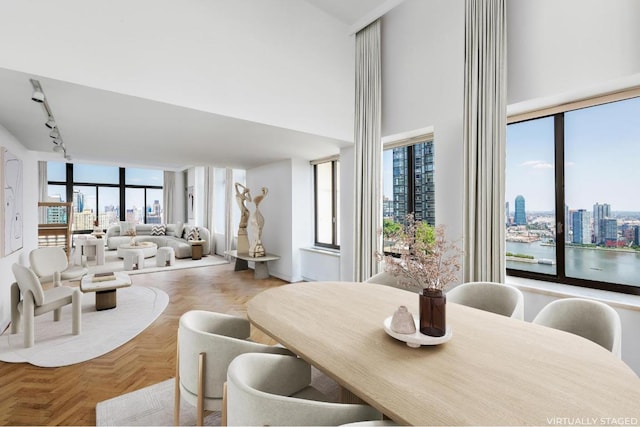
{"left": 10, "top": 263, "right": 82, "bottom": 348}
{"left": 365, "top": 271, "right": 402, "bottom": 288}
{"left": 446, "top": 281, "right": 524, "bottom": 319}
{"left": 226, "top": 353, "right": 382, "bottom": 426}
{"left": 174, "top": 310, "right": 293, "bottom": 426}
{"left": 532, "top": 298, "right": 621, "bottom": 358}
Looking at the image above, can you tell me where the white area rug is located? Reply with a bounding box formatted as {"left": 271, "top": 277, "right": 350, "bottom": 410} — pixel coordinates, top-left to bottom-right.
{"left": 97, "top": 379, "right": 222, "bottom": 426}
{"left": 97, "top": 369, "right": 340, "bottom": 426}
{"left": 0, "top": 286, "right": 169, "bottom": 367}
{"left": 85, "top": 251, "right": 228, "bottom": 276}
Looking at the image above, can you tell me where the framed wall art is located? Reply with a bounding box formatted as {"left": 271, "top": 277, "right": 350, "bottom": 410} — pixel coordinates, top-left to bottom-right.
{"left": 1, "top": 146, "right": 23, "bottom": 256}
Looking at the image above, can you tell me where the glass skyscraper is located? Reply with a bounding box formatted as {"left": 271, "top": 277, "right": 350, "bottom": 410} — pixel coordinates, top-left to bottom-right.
{"left": 514, "top": 195, "right": 526, "bottom": 225}
{"left": 392, "top": 141, "right": 435, "bottom": 225}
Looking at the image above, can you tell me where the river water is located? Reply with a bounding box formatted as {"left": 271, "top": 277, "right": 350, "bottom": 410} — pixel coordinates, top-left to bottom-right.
{"left": 506, "top": 241, "right": 640, "bottom": 287}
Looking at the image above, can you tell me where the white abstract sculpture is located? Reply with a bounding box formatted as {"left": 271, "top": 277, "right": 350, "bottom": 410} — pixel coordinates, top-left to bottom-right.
{"left": 235, "top": 183, "right": 251, "bottom": 254}
{"left": 249, "top": 187, "right": 268, "bottom": 257}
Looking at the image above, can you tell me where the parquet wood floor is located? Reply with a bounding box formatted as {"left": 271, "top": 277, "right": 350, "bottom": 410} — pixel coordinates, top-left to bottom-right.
{"left": 0, "top": 262, "right": 286, "bottom": 426}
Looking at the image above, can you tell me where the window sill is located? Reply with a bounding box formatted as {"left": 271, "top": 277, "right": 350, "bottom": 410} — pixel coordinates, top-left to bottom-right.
{"left": 301, "top": 247, "right": 341, "bottom": 257}
{"left": 506, "top": 276, "right": 640, "bottom": 312}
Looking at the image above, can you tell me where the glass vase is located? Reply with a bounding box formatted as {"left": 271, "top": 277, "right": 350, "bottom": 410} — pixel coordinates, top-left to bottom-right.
{"left": 419, "top": 288, "right": 446, "bottom": 337}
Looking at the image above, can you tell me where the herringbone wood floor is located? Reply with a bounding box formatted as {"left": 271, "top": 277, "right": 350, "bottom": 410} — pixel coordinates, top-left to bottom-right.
{"left": 0, "top": 262, "right": 286, "bottom": 426}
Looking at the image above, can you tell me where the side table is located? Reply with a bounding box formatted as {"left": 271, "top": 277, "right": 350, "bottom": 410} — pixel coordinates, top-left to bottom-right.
{"left": 226, "top": 250, "right": 280, "bottom": 279}
{"left": 190, "top": 240, "right": 205, "bottom": 260}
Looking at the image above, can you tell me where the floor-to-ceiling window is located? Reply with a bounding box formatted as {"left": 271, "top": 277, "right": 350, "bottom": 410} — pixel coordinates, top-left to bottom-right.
{"left": 506, "top": 91, "right": 640, "bottom": 295}
{"left": 47, "top": 162, "right": 163, "bottom": 233}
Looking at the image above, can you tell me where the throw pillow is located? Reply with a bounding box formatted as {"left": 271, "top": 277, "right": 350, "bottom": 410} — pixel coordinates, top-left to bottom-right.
{"left": 150, "top": 224, "right": 166, "bottom": 236}
{"left": 187, "top": 226, "right": 200, "bottom": 241}
{"left": 119, "top": 221, "right": 136, "bottom": 237}
{"left": 174, "top": 221, "right": 184, "bottom": 238}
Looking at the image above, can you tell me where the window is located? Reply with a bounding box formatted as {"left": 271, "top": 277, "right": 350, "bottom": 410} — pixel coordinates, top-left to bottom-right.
{"left": 506, "top": 92, "right": 640, "bottom": 295}
{"left": 47, "top": 162, "right": 163, "bottom": 233}
{"left": 314, "top": 159, "right": 339, "bottom": 249}
{"left": 383, "top": 137, "right": 435, "bottom": 226}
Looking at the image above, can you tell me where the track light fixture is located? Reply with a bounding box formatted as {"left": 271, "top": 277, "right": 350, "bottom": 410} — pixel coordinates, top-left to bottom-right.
{"left": 30, "top": 78, "right": 71, "bottom": 160}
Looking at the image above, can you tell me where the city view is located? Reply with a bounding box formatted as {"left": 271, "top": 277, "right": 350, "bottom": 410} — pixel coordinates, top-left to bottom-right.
{"left": 506, "top": 95, "right": 640, "bottom": 288}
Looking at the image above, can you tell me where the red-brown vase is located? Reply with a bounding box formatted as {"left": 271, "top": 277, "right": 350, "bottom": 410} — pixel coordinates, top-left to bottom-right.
{"left": 419, "top": 288, "right": 446, "bottom": 337}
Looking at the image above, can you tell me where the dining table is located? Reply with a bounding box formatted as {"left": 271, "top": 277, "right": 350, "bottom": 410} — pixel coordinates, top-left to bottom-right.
{"left": 247, "top": 281, "right": 640, "bottom": 426}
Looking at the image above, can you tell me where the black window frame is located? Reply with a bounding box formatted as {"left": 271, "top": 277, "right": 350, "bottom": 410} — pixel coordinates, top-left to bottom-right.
{"left": 506, "top": 91, "right": 640, "bottom": 296}
{"left": 313, "top": 160, "right": 339, "bottom": 249}
{"left": 46, "top": 162, "right": 163, "bottom": 234}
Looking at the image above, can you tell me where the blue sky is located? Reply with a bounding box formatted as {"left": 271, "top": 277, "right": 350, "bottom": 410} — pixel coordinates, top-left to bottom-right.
{"left": 507, "top": 96, "right": 640, "bottom": 212}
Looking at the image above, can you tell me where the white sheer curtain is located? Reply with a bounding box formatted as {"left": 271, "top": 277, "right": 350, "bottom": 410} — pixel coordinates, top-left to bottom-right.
{"left": 202, "top": 166, "right": 215, "bottom": 254}
{"left": 463, "top": 0, "right": 507, "bottom": 283}
{"left": 224, "top": 168, "right": 234, "bottom": 260}
{"left": 354, "top": 20, "right": 382, "bottom": 282}
{"left": 163, "top": 171, "right": 175, "bottom": 224}
{"left": 38, "top": 161, "right": 48, "bottom": 223}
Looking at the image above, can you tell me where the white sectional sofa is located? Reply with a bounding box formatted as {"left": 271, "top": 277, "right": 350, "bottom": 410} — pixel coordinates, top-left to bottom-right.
{"left": 105, "top": 223, "right": 212, "bottom": 259}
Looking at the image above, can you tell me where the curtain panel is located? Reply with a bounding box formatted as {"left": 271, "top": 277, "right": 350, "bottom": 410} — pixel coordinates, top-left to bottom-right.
{"left": 163, "top": 171, "right": 175, "bottom": 224}
{"left": 354, "top": 19, "right": 382, "bottom": 282}
{"left": 463, "top": 0, "right": 507, "bottom": 282}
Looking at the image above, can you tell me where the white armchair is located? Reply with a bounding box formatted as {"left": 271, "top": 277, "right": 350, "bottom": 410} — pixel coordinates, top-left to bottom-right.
{"left": 174, "top": 310, "right": 293, "bottom": 426}
{"left": 446, "top": 281, "right": 524, "bottom": 320}
{"left": 10, "top": 263, "right": 82, "bottom": 348}
{"left": 29, "top": 247, "right": 87, "bottom": 286}
{"left": 533, "top": 298, "right": 621, "bottom": 358}
{"left": 226, "top": 353, "right": 382, "bottom": 426}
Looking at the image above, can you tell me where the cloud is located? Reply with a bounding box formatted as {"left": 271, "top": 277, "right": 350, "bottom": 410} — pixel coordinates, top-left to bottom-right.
{"left": 520, "top": 160, "right": 553, "bottom": 169}
{"left": 565, "top": 161, "right": 575, "bottom": 167}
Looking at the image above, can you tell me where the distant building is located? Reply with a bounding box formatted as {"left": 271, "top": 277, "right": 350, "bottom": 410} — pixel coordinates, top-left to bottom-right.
{"left": 392, "top": 141, "right": 435, "bottom": 225}
{"left": 514, "top": 195, "right": 526, "bottom": 225}
{"left": 382, "top": 197, "right": 393, "bottom": 219}
{"left": 593, "top": 203, "right": 611, "bottom": 244}
{"left": 73, "top": 190, "right": 84, "bottom": 213}
{"left": 635, "top": 226, "right": 640, "bottom": 246}
{"left": 603, "top": 218, "right": 618, "bottom": 246}
{"left": 565, "top": 204, "right": 572, "bottom": 243}
{"left": 572, "top": 209, "right": 591, "bottom": 244}
{"left": 505, "top": 201, "right": 510, "bottom": 225}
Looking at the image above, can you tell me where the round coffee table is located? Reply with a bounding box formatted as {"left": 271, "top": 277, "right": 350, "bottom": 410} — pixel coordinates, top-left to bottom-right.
{"left": 117, "top": 241, "right": 158, "bottom": 259}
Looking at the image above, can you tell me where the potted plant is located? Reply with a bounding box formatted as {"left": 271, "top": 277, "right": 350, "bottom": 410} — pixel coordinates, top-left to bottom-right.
{"left": 379, "top": 214, "right": 461, "bottom": 337}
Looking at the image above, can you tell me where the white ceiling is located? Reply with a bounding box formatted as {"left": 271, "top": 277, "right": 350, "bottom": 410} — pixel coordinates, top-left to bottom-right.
{"left": 0, "top": 1, "right": 399, "bottom": 171}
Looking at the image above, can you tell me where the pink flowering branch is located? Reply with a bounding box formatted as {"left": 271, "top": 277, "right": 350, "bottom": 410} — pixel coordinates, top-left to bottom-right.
{"left": 378, "top": 214, "right": 461, "bottom": 293}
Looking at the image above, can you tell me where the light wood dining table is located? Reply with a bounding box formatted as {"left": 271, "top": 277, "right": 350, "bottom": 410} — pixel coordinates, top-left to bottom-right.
{"left": 247, "top": 281, "right": 640, "bottom": 426}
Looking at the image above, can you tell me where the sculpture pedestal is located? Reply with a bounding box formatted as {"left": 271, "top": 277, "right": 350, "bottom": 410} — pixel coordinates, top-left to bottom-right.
{"left": 236, "top": 229, "right": 250, "bottom": 270}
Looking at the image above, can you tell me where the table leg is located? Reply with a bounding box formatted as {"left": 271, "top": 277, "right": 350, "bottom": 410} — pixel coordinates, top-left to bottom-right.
{"left": 253, "top": 261, "right": 269, "bottom": 279}
{"left": 96, "top": 289, "right": 117, "bottom": 310}
{"left": 234, "top": 258, "right": 248, "bottom": 271}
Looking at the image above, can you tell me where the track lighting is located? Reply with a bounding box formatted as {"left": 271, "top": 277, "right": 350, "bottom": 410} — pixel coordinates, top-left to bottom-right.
{"left": 30, "top": 78, "right": 71, "bottom": 160}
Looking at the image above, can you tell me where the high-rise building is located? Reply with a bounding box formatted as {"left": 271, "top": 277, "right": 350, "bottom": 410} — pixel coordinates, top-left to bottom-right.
{"left": 593, "top": 202, "right": 611, "bottom": 244}
{"left": 564, "top": 204, "right": 571, "bottom": 243}
{"left": 514, "top": 195, "right": 526, "bottom": 225}
{"left": 634, "top": 226, "right": 640, "bottom": 246}
{"left": 572, "top": 209, "right": 591, "bottom": 244}
{"left": 603, "top": 218, "right": 618, "bottom": 246}
{"left": 73, "top": 190, "right": 84, "bottom": 213}
{"left": 505, "top": 201, "right": 510, "bottom": 225}
{"left": 392, "top": 141, "right": 435, "bottom": 225}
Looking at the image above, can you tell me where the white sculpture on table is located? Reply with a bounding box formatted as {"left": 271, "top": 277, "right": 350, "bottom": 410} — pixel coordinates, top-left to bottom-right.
{"left": 248, "top": 187, "right": 268, "bottom": 257}
{"left": 235, "top": 183, "right": 251, "bottom": 254}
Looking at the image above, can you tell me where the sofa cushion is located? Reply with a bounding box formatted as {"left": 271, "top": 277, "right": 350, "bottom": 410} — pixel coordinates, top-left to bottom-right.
{"left": 186, "top": 226, "right": 200, "bottom": 241}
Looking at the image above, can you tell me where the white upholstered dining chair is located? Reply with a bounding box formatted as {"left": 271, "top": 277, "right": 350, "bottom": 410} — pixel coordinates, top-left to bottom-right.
{"left": 446, "top": 281, "right": 525, "bottom": 320}
{"left": 174, "top": 310, "right": 293, "bottom": 426}
{"left": 29, "top": 247, "right": 88, "bottom": 286}
{"left": 10, "top": 263, "right": 82, "bottom": 348}
{"left": 365, "top": 271, "right": 401, "bottom": 288}
{"left": 226, "top": 353, "right": 382, "bottom": 426}
{"left": 532, "top": 298, "right": 622, "bottom": 358}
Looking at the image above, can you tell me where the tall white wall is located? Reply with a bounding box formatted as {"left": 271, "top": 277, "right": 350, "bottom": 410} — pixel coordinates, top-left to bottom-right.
{"left": 508, "top": 0, "right": 640, "bottom": 105}
{"left": 0, "top": 0, "right": 355, "bottom": 142}
{"left": 381, "top": 0, "right": 465, "bottom": 244}
{"left": 0, "top": 126, "right": 38, "bottom": 332}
